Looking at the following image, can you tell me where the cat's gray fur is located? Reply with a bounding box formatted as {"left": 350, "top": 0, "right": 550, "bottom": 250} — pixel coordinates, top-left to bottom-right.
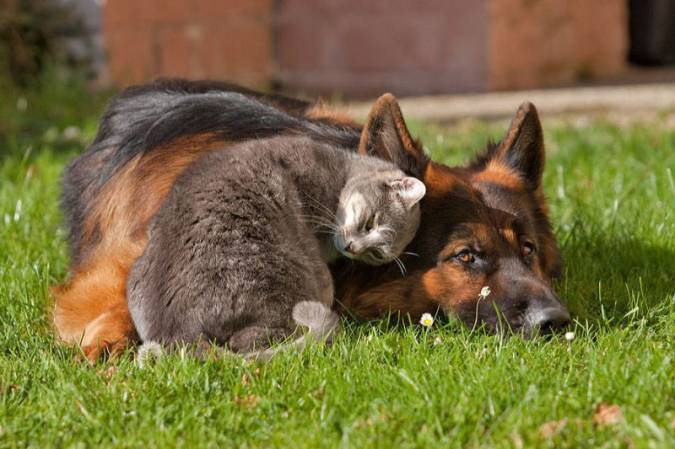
{"left": 127, "top": 135, "right": 424, "bottom": 358}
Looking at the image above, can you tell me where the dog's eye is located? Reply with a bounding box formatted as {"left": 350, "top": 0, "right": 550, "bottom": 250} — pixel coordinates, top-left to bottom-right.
{"left": 522, "top": 241, "right": 536, "bottom": 257}
{"left": 456, "top": 249, "right": 475, "bottom": 264}
{"left": 364, "top": 215, "right": 376, "bottom": 232}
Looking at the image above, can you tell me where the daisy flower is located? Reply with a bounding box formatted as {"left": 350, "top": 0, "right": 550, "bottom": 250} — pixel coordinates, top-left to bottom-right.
{"left": 479, "top": 286, "right": 491, "bottom": 299}
{"left": 419, "top": 313, "right": 434, "bottom": 328}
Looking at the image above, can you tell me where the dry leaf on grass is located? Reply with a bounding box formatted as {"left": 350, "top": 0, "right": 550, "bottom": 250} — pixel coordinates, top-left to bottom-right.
{"left": 234, "top": 394, "right": 260, "bottom": 408}
{"left": 510, "top": 432, "right": 524, "bottom": 449}
{"left": 539, "top": 418, "right": 584, "bottom": 438}
{"left": 241, "top": 368, "right": 263, "bottom": 386}
{"left": 539, "top": 419, "right": 568, "bottom": 438}
{"left": 96, "top": 365, "right": 118, "bottom": 380}
{"left": 593, "top": 403, "right": 625, "bottom": 426}
{"left": 0, "top": 383, "right": 19, "bottom": 395}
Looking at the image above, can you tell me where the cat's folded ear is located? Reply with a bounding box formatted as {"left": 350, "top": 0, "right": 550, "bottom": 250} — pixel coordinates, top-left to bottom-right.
{"left": 389, "top": 177, "right": 426, "bottom": 209}
{"left": 358, "top": 93, "right": 428, "bottom": 178}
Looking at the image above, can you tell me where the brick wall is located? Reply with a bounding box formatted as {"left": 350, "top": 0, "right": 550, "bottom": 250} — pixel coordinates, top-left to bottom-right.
{"left": 489, "top": 0, "right": 627, "bottom": 90}
{"left": 102, "top": 0, "right": 628, "bottom": 95}
{"left": 103, "top": 0, "right": 273, "bottom": 86}
{"left": 275, "top": 0, "right": 489, "bottom": 96}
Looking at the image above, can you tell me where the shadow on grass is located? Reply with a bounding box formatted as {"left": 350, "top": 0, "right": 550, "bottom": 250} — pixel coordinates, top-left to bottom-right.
{"left": 337, "top": 233, "right": 674, "bottom": 336}
{"left": 558, "top": 234, "right": 674, "bottom": 325}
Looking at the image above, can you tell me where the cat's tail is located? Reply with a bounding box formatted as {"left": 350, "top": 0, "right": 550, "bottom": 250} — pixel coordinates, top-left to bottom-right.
{"left": 243, "top": 301, "right": 339, "bottom": 362}
{"left": 135, "top": 301, "right": 339, "bottom": 367}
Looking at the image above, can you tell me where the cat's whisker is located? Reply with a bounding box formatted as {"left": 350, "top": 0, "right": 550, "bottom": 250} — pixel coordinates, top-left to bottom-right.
{"left": 309, "top": 222, "right": 338, "bottom": 233}
{"left": 300, "top": 215, "right": 339, "bottom": 231}
{"left": 396, "top": 259, "right": 405, "bottom": 277}
{"left": 302, "top": 193, "right": 337, "bottom": 220}
{"left": 313, "top": 229, "right": 337, "bottom": 236}
{"left": 393, "top": 256, "right": 407, "bottom": 277}
{"left": 311, "top": 224, "right": 335, "bottom": 231}
{"left": 298, "top": 212, "right": 333, "bottom": 221}
{"left": 304, "top": 219, "right": 337, "bottom": 230}
{"left": 402, "top": 251, "right": 420, "bottom": 258}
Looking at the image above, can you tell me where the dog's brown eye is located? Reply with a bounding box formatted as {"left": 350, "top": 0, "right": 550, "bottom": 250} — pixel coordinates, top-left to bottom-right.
{"left": 522, "top": 241, "right": 536, "bottom": 257}
{"left": 456, "top": 250, "right": 474, "bottom": 264}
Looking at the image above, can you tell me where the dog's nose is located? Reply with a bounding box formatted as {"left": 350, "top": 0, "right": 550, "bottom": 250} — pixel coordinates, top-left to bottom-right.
{"left": 528, "top": 306, "right": 571, "bottom": 335}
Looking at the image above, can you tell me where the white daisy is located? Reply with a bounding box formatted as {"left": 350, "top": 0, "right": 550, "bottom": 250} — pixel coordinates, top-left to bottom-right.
{"left": 419, "top": 313, "right": 434, "bottom": 328}
{"left": 479, "top": 286, "right": 491, "bottom": 299}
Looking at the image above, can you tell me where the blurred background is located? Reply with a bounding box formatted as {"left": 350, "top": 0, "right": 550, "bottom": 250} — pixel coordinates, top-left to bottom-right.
{"left": 1, "top": 0, "right": 675, "bottom": 98}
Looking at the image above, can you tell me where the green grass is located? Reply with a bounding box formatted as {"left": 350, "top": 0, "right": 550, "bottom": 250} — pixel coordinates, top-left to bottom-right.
{"left": 0, "top": 86, "right": 673, "bottom": 448}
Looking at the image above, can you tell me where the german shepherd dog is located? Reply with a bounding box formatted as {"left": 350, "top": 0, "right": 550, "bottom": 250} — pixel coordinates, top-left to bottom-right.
{"left": 52, "top": 79, "right": 570, "bottom": 361}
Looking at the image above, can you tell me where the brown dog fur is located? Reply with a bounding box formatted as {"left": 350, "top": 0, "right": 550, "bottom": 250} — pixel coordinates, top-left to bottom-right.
{"left": 53, "top": 135, "right": 225, "bottom": 360}
{"left": 53, "top": 84, "right": 568, "bottom": 361}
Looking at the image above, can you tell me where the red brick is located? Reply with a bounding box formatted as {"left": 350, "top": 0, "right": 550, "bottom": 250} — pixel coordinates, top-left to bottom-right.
{"left": 488, "top": 0, "right": 627, "bottom": 90}
{"left": 277, "top": 0, "right": 489, "bottom": 95}
{"left": 194, "top": 0, "right": 272, "bottom": 19}
{"left": 276, "top": 20, "right": 325, "bottom": 71}
{"left": 103, "top": 1, "right": 274, "bottom": 87}
{"left": 104, "top": 28, "right": 156, "bottom": 85}
{"left": 144, "top": 1, "right": 197, "bottom": 25}
{"left": 216, "top": 18, "right": 272, "bottom": 78}
{"left": 156, "top": 26, "right": 193, "bottom": 78}
{"left": 103, "top": 0, "right": 157, "bottom": 27}
{"left": 335, "top": 14, "right": 444, "bottom": 71}
{"left": 102, "top": 0, "right": 627, "bottom": 94}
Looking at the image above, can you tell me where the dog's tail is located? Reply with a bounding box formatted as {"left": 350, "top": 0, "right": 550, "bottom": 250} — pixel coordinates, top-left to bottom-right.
{"left": 136, "top": 301, "right": 339, "bottom": 367}
{"left": 243, "top": 301, "right": 339, "bottom": 362}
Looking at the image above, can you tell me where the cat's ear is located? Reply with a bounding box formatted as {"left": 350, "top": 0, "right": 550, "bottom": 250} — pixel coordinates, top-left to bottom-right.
{"left": 359, "top": 94, "right": 428, "bottom": 178}
{"left": 389, "top": 177, "right": 426, "bottom": 209}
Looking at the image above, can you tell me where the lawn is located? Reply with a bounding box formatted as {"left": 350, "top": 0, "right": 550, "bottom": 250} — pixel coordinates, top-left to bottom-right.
{"left": 0, "top": 84, "right": 673, "bottom": 449}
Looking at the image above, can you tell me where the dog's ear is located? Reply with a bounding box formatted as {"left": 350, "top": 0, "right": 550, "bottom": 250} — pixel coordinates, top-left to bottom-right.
{"left": 358, "top": 93, "right": 428, "bottom": 178}
{"left": 495, "top": 101, "right": 545, "bottom": 189}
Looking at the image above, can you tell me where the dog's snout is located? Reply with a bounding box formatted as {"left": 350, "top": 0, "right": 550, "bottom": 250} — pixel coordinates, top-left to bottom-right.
{"left": 527, "top": 305, "right": 571, "bottom": 335}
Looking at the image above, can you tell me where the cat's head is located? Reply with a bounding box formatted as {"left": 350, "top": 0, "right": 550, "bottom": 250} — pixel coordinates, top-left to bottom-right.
{"left": 334, "top": 170, "right": 425, "bottom": 265}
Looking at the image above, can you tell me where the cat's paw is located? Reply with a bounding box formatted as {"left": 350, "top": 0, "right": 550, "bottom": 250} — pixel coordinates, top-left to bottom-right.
{"left": 137, "top": 341, "right": 163, "bottom": 368}
{"left": 292, "top": 301, "right": 339, "bottom": 341}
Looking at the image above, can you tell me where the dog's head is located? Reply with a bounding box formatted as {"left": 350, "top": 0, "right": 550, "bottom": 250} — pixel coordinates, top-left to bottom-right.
{"left": 342, "top": 95, "right": 569, "bottom": 336}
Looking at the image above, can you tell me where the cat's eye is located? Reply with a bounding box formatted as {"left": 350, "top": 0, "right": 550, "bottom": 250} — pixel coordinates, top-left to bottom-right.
{"left": 364, "top": 215, "right": 377, "bottom": 232}
{"left": 456, "top": 249, "right": 475, "bottom": 264}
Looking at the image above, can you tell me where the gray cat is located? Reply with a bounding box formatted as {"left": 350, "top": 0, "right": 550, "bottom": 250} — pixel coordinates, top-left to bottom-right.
{"left": 127, "top": 135, "right": 425, "bottom": 359}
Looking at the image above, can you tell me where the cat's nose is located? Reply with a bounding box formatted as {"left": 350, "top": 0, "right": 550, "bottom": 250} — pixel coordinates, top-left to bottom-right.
{"left": 344, "top": 241, "right": 357, "bottom": 254}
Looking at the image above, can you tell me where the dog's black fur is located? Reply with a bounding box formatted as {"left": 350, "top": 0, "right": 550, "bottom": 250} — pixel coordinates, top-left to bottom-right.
{"left": 53, "top": 79, "right": 570, "bottom": 361}
{"left": 61, "top": 79, "right": 360, "bottom": 260}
